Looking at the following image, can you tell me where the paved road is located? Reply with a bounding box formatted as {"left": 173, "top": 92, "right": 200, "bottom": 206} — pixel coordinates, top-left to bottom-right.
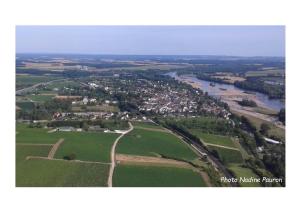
{"left": 107, "top": 122, "right": 133, "bottom": 187}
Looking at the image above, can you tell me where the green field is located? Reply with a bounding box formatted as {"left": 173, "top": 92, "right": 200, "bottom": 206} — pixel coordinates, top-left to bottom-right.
{"left": 245, "top": 69, "right": 284, "bottom": 77}
{"left": 132, "top": 121, "right": 164, "bottom": 129}
{"left": 16, "top": 124, "right": 62, "bottom": 144}
{"left": 26, "top": 94, "right": 55, "bottom": 102}
{"left": 113, "top": 164, "right": 206, "bottom": 187}
{"left": 16, "top": 145, "right": 52, "bottom": 163}
{"left": 16, "top": 75, "right": 60, "bottom": 89}
{"left": 16, "top": 159, "right": 109, "bottom": 187}
{"left": 116, "top": 128, "right": 198, "bottom": 161}
{"left": 228, "top": 164, "right": 261, "bottom": 187}
{"left": 45, "top": 80, "right": 79, "bottom": 90}
{"left": 16, "top": 101, "right": 35, "bottom": 111}
{"left": 190, "top": 130, "right": 237, "bottom": 148}
{"left": 208, "top": 146, "right": 244, "bottom": 164}
{"left": 54, "top": 132, "right": 119, "bottom": 162}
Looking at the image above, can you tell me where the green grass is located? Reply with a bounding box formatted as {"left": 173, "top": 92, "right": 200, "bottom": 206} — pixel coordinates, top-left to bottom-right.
{"left": 113, "top": 164, "right": 206, "bottom": 187}
{"left": 54, "top": 132, "right": 119, "bottom": 162}
{"left": 245, "top": 69, "right": 284, "bottom": 77}
{"left": 16, "top": 124, "right": 61, "bottom": 144}
{"left": 190, "top": 130, "right": 236, "bottom": 148}
{"left": 16, "top": 101, "right": 35, "bottom": 111}
{"left": 208, "top": 146, "right": 244, "bottom": 164}
{"left": 228, "top": 164, "right": 261, "bottom": 187}
{"left": 132, "top": 121, "right": 163, "bottom": 129}
{"left": 16, "top": 159, "right": 109, "bottom": 187}
{"left": 16, "top": 145, "right": 52, "bottom": 163}
{"left": 26, "top": 94, "right": 55, "bottom": 102}
{"left": 116, "top": 128, "right": 198, "bottom": 161}
{"left": 16, "top": 75, "right": 61, "bottom": 90}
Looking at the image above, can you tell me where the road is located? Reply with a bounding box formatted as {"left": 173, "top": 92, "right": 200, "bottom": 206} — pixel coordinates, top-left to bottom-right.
{"left": 16, "top": 78, "right": 67, "bottom": 95}
{"left": 107, "top": 122, "right": 133, "bottom": 187}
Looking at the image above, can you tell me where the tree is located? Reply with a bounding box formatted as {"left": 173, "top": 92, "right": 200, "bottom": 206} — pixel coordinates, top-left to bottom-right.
{"left": 82, "top": 122, "right": 89, "bottom": 131}
{"left": 260, "top": 123, "right": 271, "bottom": 135}
{"left": 278, "top": 108, "right": 285, "bottom": 124}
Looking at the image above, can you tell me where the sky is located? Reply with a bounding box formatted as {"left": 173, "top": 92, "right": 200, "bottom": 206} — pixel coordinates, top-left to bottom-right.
{"left": 16, "top": 26, "right": 285, "bottom": 57}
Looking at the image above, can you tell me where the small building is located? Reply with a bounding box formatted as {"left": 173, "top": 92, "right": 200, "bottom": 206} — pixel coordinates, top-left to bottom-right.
{"left": 82, "top": 97, "right": 88, "bottom": 105}
{"left": 57, "top": 126, "right": 75, "bottom": 132}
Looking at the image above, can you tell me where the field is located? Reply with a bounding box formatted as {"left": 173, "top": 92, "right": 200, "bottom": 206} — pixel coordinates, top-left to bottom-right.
{"left": 16, "top": 75, "right": 60, "bottom": 90}
{"left": 232, "top": 110, "right": 285, "bottom": 141}
{"left": 16, "top": 101, "right": 35, "bottom": 111}
{"left": 16, "top": 123, "right": 114, "bottom": 186}
{"left": 113, "top": 164, "right": 206, "bottom": 187}
{"left": 245, "top": 69, "right": 284, "bottom": 77}
{"left": 116, "top": 128, "right": 198, "bottom": 161}
{"left": 189, "top": 130, "right": 237, "bottom": 148}
{"left": 132, "top": 121, "right": 163, "bottom": 129}
{"left": 208, "top": 146, "right": 244, "bottom": 164}
{"left": 16, "top": 159, "right": 109, "bottom": 187}
{"left": 54, "top": 132, "right": 118, "bottom": 162}
{"left": 26, "top": 94, "right": 56, "bottom": 102}
{"left": 16, "top": 124, "right": 61, "bottom": 144}
{"left": 228, "top": 164, "right": 261, "bottom": 187}
{"left": 16, "top": 145, "right": 52, "bottom": 162}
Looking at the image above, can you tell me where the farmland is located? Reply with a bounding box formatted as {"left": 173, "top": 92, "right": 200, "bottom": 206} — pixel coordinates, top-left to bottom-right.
{"left": 228, "top": 164, "right": 261, "bottom": 187}
{"left": 54, "top": 132, "right": 118, "bottom": 162}
{"left": 208, "top": 146, "right": 244, "bottom": 164}
{"left": 116, "top": 128, "right": 198, "bottom": 161}
{"left": 16, "top": 75, "right": 61, "bottom": 90}
{"left": 113, "top": 164, "right": 206, "bottom": 187}
{"left": 189, "top": 130, "right": 237, "bottom": 148}
{"left": 26, "top": 94, "right": 56, "bottom": 102}
{"left": 16, "top": 123, "right": 117, "bottom": 186}
{"left": 16, "top": 159, "right": 109, "bottom": 187}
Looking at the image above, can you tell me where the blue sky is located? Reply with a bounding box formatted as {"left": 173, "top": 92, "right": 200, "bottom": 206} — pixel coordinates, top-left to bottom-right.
{"left": 16, "top": 26, "right": 285, "bottom": 57}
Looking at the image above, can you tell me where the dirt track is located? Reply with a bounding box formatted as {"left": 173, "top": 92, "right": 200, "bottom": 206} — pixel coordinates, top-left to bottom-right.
{"left": 116, "top": 154, "right": 192, "bottom": 168}
{"left": 107, "top": 122, "right": 133, "bottom": 187}
{"left": 205, "top": 143, "right": 240, "bottom": 151}
{"left": 25, "top": 156, "right": 111, "bottom": 165}
{"left": 48, "top": 138, "right": 64, "bottom": 159}
{"left": 133, "top": 126, "right": 169, "bottom": 133}
{"left": 16, "top": 143, "right": 53, "bottom": 146}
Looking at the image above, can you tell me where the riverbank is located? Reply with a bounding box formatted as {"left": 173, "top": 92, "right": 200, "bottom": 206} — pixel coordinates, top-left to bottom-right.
{"left": 168, "top": 72, "right": 285, "bottom": 140}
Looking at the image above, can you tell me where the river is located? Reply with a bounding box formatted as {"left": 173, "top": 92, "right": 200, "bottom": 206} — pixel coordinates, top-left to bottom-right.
{"left": 167, "top": 72, "right": 285, "bottom": 112}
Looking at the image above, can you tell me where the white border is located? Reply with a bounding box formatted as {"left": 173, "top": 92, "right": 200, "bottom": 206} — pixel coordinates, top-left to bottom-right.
{"left": 0, "top": 0, "right": 299, "bottom": 212}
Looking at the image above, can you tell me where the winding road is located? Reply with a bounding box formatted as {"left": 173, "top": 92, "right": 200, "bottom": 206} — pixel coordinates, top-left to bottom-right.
{"left": 107, "top": 122, "right": 133, "bottom": 187}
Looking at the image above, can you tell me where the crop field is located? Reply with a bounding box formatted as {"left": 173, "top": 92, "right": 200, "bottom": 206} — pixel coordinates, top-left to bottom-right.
{"left": 26, "top": 94, "right": 56, "bottom": 102}
{"left": 16, "top": 145, "right": 52, "bottom": 163}
{"left": 45, "top": 80, "right": 80, "bottom": 90}
{"left": 16, "top": 159, "right": 109, "bottom": 187}
{"left": 228, "top": 164, "right": 261, "bottom": 187}
{"left": 16, "top": 124, "right": 61, "bottom": 144}
{"left": 113, "top": 164, "right": 206, "bottom": 187}
{"left": 116, "top": 128, "right": 198, "bottom": 161}
{"left": 54, "top": 132, "right": 119, "bottom": 162}
{"left": 132, "top": 121, "right": 163, "bottom": 129}
{"left": 245, "top": 69, "right": 284, "bottom": 77}
{"left": 208, "top": 146, "right": 244, "bottom": 164}
{"left": 16, "top": 75, "right": 61, "bottom": 89}
{"left": 189, "top": 130, "right": 237, "bottom": 148}
{"left": 16, "top": 101, "right": 35, "bottom": 111}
